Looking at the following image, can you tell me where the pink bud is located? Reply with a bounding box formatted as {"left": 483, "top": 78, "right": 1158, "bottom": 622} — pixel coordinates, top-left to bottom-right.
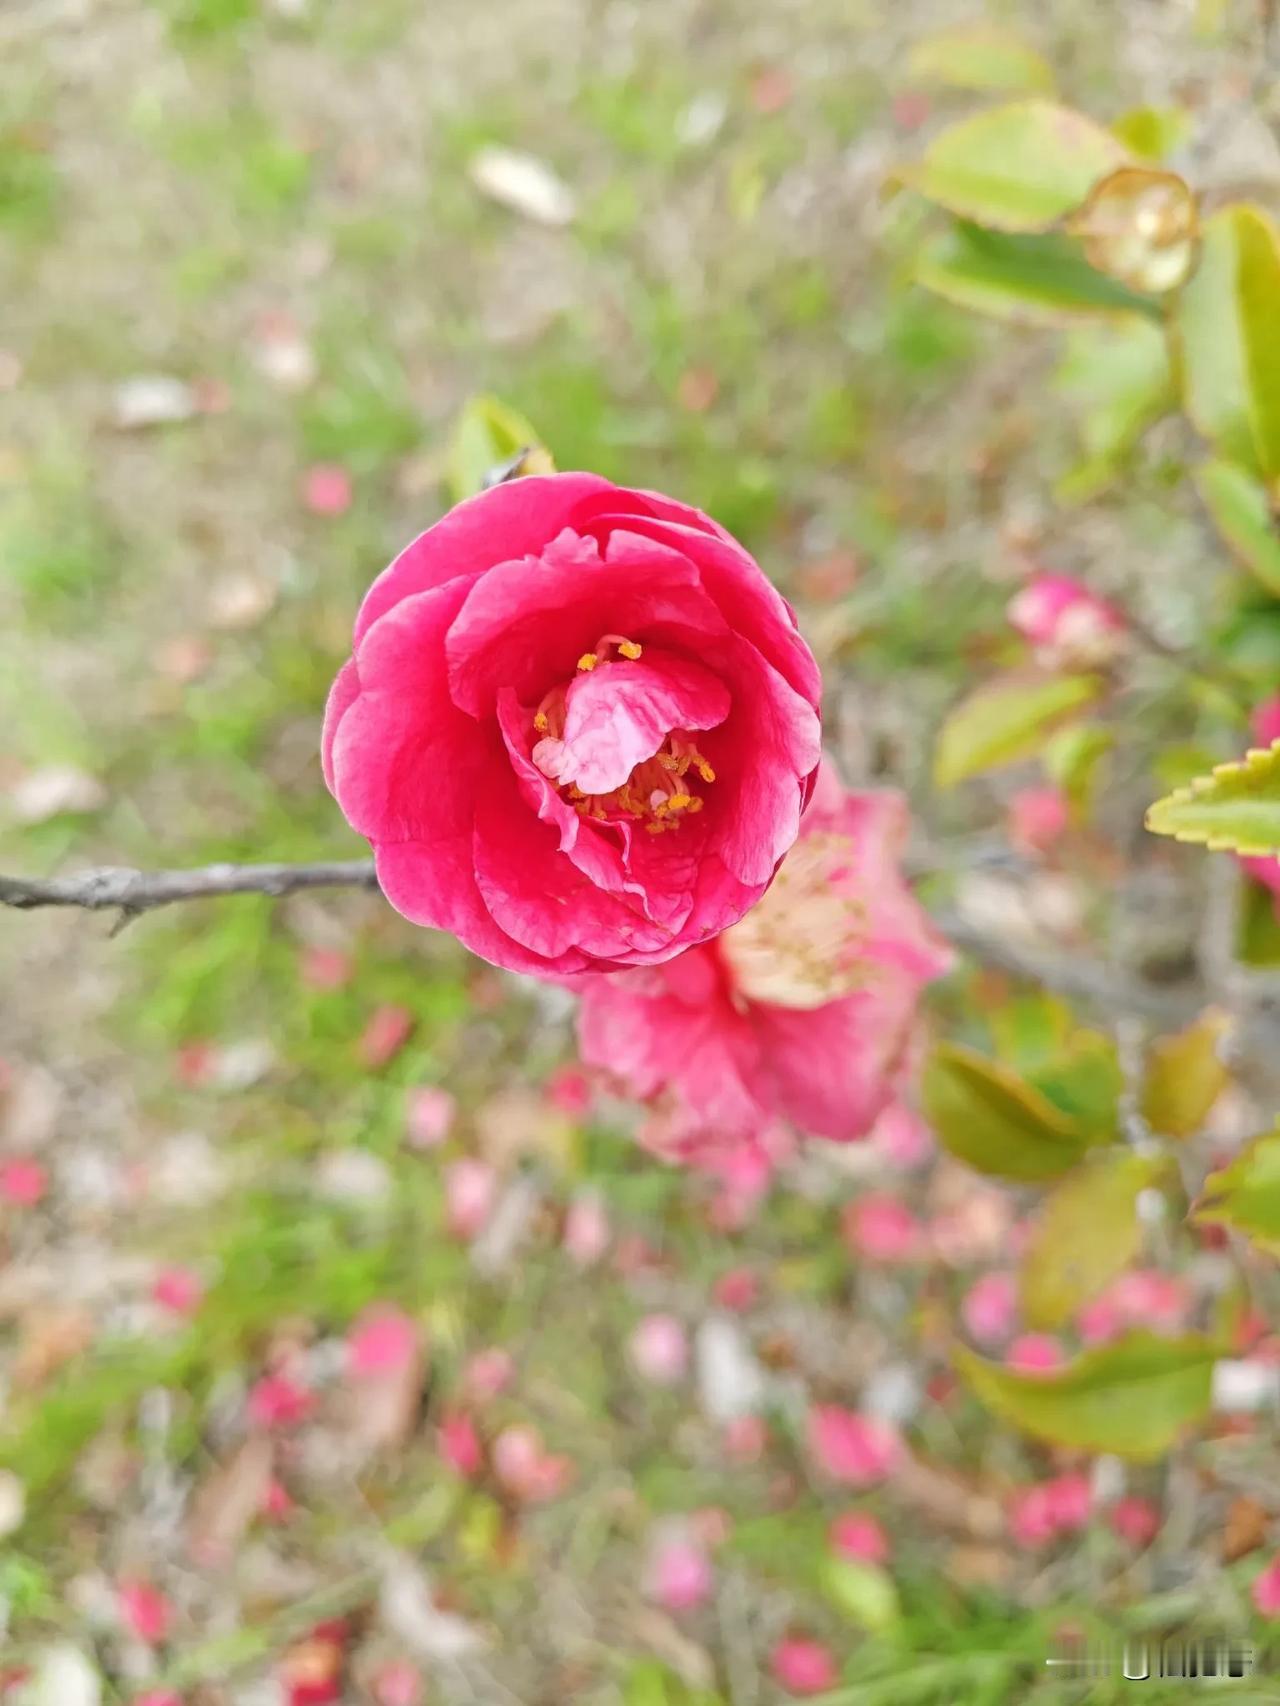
{"left": 0, "top": 1158, "right": 47, "bottom": 1207}
{"left": 444, "top": 1158, "right": 496, "bottom": 1241}
{"left": 713, "top": 1267, "right": 759, "bottom": 1312}
{"left": 645, "top": 1532, "right": 714, "bottom": 1612}
{"left": 808, "top": 1405, "right": 903, "bottom": 1487}
{"left": 770, "top": 1636, "right": 839, "bottom": 1695}
{"left": 562, "top": 1193, "right": 610, "bottom": 1267}
{"left": 405, "top": 1086, "right": 455, "bottom": 1150}
{"left": 1007, "top": 573, "right": 1126, "bottom": 666}
{"left": 629, "top": 1313, "right": 689, "bottom": 1385}
{"left": 1007, "top": 787, "right": 1070, "bottom": 859}
{"left": 545, "top": 1066, "right": 592, "bottom": 1117}
{"left": 357, "top": 1004, "right": 414, "bottom": 1069}
{"left": 299, "top": 946, "right": 352, "bottom": 991}
{"left": 346, "top": 1305, "right": 419, "bottom": 1377}
{"left": 303, "top": 462, "right": 353, "bottom": 517}
{"left": 437, "top": 1412, "right": 483, "bottom": 1478}
{"left": 152, "top": 1266, "right": 203, "bottom": 1317}
{"left": 1109, "top": 1495, "right": 1160, "bottom": 1548}
{"left": 1006, "top": 1333, "right": 1064, "bottom": 1373}
{"left": 460, "top": 1346, "right": 514, "bottom": 1403}
{"left": 247, "top": 1371, "right": 314, "bottom": 1430}
{"left": 961, "top": 1272, "right": 1018, "bottom": 1346}
{"left": 118, "top": 1579, "right": 172, "bottom": 1646}
{"left": 829, "top": 1511, "right": 889, "bottom": 1566}
{"left": 1252, "top": 1554, "right": 1280, "bottom": 1618}
{"left": 841, "top": 1193, "right": 921, "bottom": 1263}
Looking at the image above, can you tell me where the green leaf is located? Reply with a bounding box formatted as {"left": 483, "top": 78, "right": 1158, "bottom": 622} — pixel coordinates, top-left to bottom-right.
{"left": 819, "top": 1557, "right": 901, "bottom": 1632}
{"left": 934, "top": 672, "right": 1103, "bottom": 787}
{"left": 1195, "top": 458, "right": 1280, "bottom": 598}
{"left": 1019, "top": 1151, "right": 1163, "bottom": 1329}
{"left": 1055, "top": 320, "right": 1174, "bottom": 465}
{"left": 921, "top": 1043, "right": 1102, "bottom": 1182}
{"left": 1043, "top": 723, "right": 1113, "bottom": 812}
{"left": 1239, "top": 867, "right": 1280, "bottom": 967}
{"left": 902, "top": 100, "right": 1127, "bottom": 232}
{"left": 1175, "top": 204, "right": 1280, "bottom": 483}
{"left": 446, "top": 394, "right": 551, "bottom": 503}
{"left": 905, "top": 25, "right": 1055, "bottom": 95}
{"left": 915, "top": 223, "right": 1162, "bottom": 327}
{"left": 1025, "top": 1029, "right": 1122, "bottom": 1137}
{"left": 955, "top": 1332, "right": 1218, "bottom": 1458}
{"left": 1110, "top": 105, "right": 1193, "bottom": 163}
{"left": 1195, "top": 1126, "right": 1280, "bottom": 1256}
{"left": 1141, "top": 1009, "right": 1231, "bottom": 1139}
{"left": 1145, "top": 741, "right": 1280, "bottom": 856}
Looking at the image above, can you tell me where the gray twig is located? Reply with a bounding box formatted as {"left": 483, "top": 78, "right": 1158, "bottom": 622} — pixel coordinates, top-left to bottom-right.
{"left": 0, "top": 859, "right": 379, "bottom": 926}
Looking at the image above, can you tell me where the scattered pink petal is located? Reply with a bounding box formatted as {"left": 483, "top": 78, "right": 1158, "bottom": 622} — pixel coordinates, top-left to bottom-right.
{"left": 152, "top": 1266, "right": 203, "bottom": 1317}
{"left": 841, "top": 1193, "right": 922, "bottom": 1263}
{"left": 629, "top": 1313, "right": 689, "bottom": 1385}
{"left": 444, "top": 1158, "right": 497, "bottom": 1241}
{"left": 713, "top": 1267, "right": 759, "bottom": 1311}
{"left": 247, "top": 1371, "right": 314, "bottom": 1430}
{"left": 1006, "top": 1333, "right": 1064, "bottom": 1373}
{"left": 1109, "top": 1495, "right": 1160, "bottom": 1549}
{"left": 299, "top": 947, "right": 353, "bottom": 991}
{"left": 175, "top": 1042, "right": 217, "bottom": 1088}
{"left": 1008, "top": 1473, "right": 1092, "bottom": 1547}
{"left": 118, "top": 1579, "right": 172, "bottom": 1646}
{"left": 1008, "top": 787, "right": 1070, "bottom": 859}
{"left": 347, "top": 1305, "right": 420, "bottom": 1376}
{"left": 829, "top": 1510, "right": 890, "bottom": 1565}
{"left": 357, "top": 1004, "right": 414, "bottom": 1069}
{"left": 771, "top": 1636, "right": 839, "bottom": 1695}
{"left": 961, "top": 1272, "right": 1018, "bottom": 1346}
{"left": 0, "top": 1158, "right": 47, "bottom": 1207}
{"left": 372, "top": 1661, "right": 423, "bottom": 1706}
{"left": 1007, "top": 571, "right": 1126, "bottom": 668}
{"left": 438, "top": 1412, "right": 483, "bottom": 1479}
{"left": 491, "top": 1423, "right": 573, "bottom": 1503}
{"left": 645, "top": 1530, "right": 714, "bottom": 1612}
{"left": 261, "top": 1477, "right": 295, "bottom": 1522}
{"left": 545, "top": 1066, "right": 592, "bottom": 1116}
{"left": 405, "top": 1086, "right": 455, "bottom": 1150}
{"left": 808, "top": 1405, "right": 903, "bottom": 1487}
{"left": 303, "top": 462, "right": 353, "bottom": 517}
{"left": 1252, "top": 1555, "right": 1280, "bottom": 1617}
{"left": 562, "top": 1192, "right": 610, "bottom": 1267}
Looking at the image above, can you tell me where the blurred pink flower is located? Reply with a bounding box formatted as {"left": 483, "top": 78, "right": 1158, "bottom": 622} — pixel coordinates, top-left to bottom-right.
{"left": 562, "top": 1192, "right": 610, "bottom": 1266}
{"left": 841, "top": 1192, "right": 922, "bottom": 1263}
{"left": 298, "top": 946, "right": 353, "bottom": 990}
{"left": 491, "top": 1423, "right": 573, "bottom": 1503}
{"left": 1007, "top": 786, "right": 1070, "bottom": 859}
{"left": 724, "top": 1414, "right": 769, "bottom": 1463}
{"left": 303, "top": 462, "right": 353, "bottom": 517}
{"left": 1008, "top": 1472, "right": 1091, "bottom": 1548}
{"left": 248, "top": 1371, "right": 314, "bottom": 1430}
{"left": 460, "top": 1347, "right": 514, "bottom": 1403}
{"left": 1006, "top": 1333, "right": 1065, "bottom": 1373}
{"left": 771, "top": 1636, "right": 839, "bottom": 1695}
{"left": 1078, "top": 1269, "right": 1189, "bottom": 1344}
{"left": 371, "top": 1661, "right": 423, "bottom": 1706}
{"left": 438, "top": 1412, "right": 483, "bottom": 1478}
{"left": 1252, "top": 1554, "right": 1280, "bottom": 1617}
{"left": 808, "top": 1405, "right": 903, "bottom": 1487}
{"left": 346, "top": 1305, "right": 419, "bottom": 1376}
{"left": 961, "top": 1272, "right": 1018, "bottom": 1346}
{"left": 357, "top": 1004, "right": 414, "bottom": 1069}
{"left": 629, "top": 1313, "right": 689, "bottom": 1385}
{"left": 444, "top": 1158, "right": 497, "bottom": 1240}
{"left": 868, "top": 1100, "right": 933, "bottom": 1169}
{"left": 829, "top": 1510, "right": 890, "bottom": 1565}
{"left": 262, "top": 1477, "right": 295, "bottom": 1521}
{"left": 576, "top": 762, "right": 952, "bottom": 1172}
{"left": 545, "top": 1065, "right": 592, "bottom": 1116}
{"left": 118, "top": 1579, "right": 172, "bottom": 1645}
{"left": 321, "top": 475, "right": 822, "bottom": 979}
{"left": 1109, "top": 1495, "right": 1160, "bottom": 1548}
{"left": 0, "top": 1158, "right": 47, "bottom": 1207}
{"left": 644, "top": 1528, "right": 714, "bottom": 1612}
{"left": 133, "top": 1694, "right": 183, "bottom": 1706}
{"left": 1007, "top": 572, "right": 1126, "bottom": 668}
{"left": 405, "top": 1085, "right": 455, "bottom": 1149}
{"left": 713, "top": 1267, "right": 759, "bottom": 1311}
{"left": 152, "top": 1266, "right": 203, "bottom": 1317}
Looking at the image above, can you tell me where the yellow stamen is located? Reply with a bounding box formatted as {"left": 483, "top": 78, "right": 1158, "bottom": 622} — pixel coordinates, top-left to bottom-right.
{"left": 695, "top": 758, "right": 715, "bottom": 783}
{"left": 666, "top": 793, "right": 694, "bottom": 812}
{"left": 577, "top": 652, "right": 598, "bottom": 672}
{"left": 618, "top": 639, "right": 642, "bottom": 660}
{"left": 533, "top": 711, "right": 549, "bottom": 733}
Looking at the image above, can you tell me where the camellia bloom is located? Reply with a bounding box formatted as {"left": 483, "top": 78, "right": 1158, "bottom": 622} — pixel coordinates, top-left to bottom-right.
{"left": 1239, "top": 695, "right": 1280, "bottom": 912}
{"left": 576, "top": 761, "right": 952, "bottom": 1167}
{"left": 1007, "top": 571, "right": 1126, "bottom": 668}
{"left": 322, "top": 475, "right": 822, "bottom": 978}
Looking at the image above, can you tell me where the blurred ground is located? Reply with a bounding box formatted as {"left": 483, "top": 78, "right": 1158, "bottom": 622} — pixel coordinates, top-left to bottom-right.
{"left": 2, "top": 1, "right": 1280, "bottom": 1701}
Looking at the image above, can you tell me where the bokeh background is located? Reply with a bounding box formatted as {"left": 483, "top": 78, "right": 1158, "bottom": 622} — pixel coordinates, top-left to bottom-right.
{"left": 2, "top": 1, "right": 1280, "bottom": 1702}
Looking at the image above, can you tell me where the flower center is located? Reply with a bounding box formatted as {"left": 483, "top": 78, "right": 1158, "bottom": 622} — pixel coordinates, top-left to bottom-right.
{"left": 530, "top": 636, "right": 716, "bottom": 835}
{"left": 718, "top": 831, "right": 868, "bottom": 1007}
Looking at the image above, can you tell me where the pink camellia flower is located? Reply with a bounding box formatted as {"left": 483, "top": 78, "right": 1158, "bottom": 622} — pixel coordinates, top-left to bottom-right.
{"left": 0, "top": 1158, "right": 47, "bottom": 1207}
{"left": 771, "top": 1636, "right": 839, "bottom": 1695}
{"left": 1109, "top": 1495, "right": 1161, "bottom": 1548}
{"left": 152, "top": 1266, "right": 203, "bottom": 1317}
{"left": 1007, "top": 786, "right": 1070, "bottom": 859}
{"left": 322, "top": 475, "right": 822, "bottom": 979}
{"left": 1078, "top": 1269, "right": 1189, "bottom": 1344}
{"left": 1238, "top": 697, "right": 1280, "bottom": 910}
{"left": 444, "top": 1158, "right": 496, "bottom": 1241}
{"left": 346, "top": 1305, "right": 419, "bottom": 1377}
{"left": 405, "top": 1085, "right": 455, "bottom": 1149}
{"left": 1006, "top": 1333, "right": 1065, "bottom": 1373}
{"left": 576, "top": 761, "right": 952, "bottom": 1169}
{"left": 1007, "top": 572, "right": 1126, "bottom": 667}
{"left": 629, "top": 1313, "right": 689, "bottom": 1385}
{"left": 713, "top": 1267, "right": 759, "bottom": 1311}
{"left": 644, "top": 1526, "right": 714, "bottom": 1612}
{"left": 247, "top": 1370, "right": 314, "bottom": 1430}
{"left": 808, "top": 1405, "right": 903, "bottom": 1487}
{"left": 118, "top": 1579, "right": 173, "bottom": 1645}
{"left": 829, "top": 1510, "right": 890, "bottom": 1565}
{"left": 1008, "top": 1472, "right": 1092, "bottom": 1547}
{"left": 491, "top": 1423, "right": 573, "bottom": 1503}
{"left": 961, "top": 1272, "right": 1018, "bottom": 1346}
{"left": 1252, "top": 1554, "right": 1280, "bottom": 1618}
{"left": 841, "top": 1192, "right": 922, "bottom": 1263}
{"left": 438, "top": 1411, "right": 483, "bottom": 1478}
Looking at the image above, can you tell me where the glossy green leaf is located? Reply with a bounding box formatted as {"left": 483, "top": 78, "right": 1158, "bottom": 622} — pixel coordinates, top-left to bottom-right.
{"left": 955, "top": 1332, "right": 1218, "bottom": 1458}
{"left": 1025, "top": 1029, "right": 1122, "bottom": 1137}
{"left": 1195, "top": 1125, "right": 1280, "bottom": 1256}
{"left": 934, "top": 672, "right": 1103, "bottom": 787}
{"left": 921, "top": 1043, "right": 1101, "bottom": 1182}
{"left": 1055, "top": 320, "right": 1174, "bottom": 464}
{"left": 1020, "top": 1151, "right": 1163, "bottom": 1329}
{"left": 902, "top": 101, "right": 1127, "bottom": 232}
{"left": 1195, "top": 458, "right": 1280, "bottom": 598}
{"left": 1141, "top": 1009, "right": 1231, "bottom": 1139}
{"left": 905, "top": 26, "right": 1054, "bottom": 95}
{"left": 1145, "top": 741, "right": 1280, "bottom": 856}
{"left": 447, "top": 394, "right": 552, "bottom": 503}
{"left": 915, "top": 223, "right": 1162, "bottom": 327}
{"left": 1175, "top": 204, "right": 1280, "bottom": 483}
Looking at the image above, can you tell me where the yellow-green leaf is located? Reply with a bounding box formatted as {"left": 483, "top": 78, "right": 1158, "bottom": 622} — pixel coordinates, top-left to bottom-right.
{"left": 1195, "top": 1125, "right": 1280, "bottom": 1256}
{"left": 1175, "top": 204, "right": 1280, "bottom": 483}
{"left": 915, "top": 223, "right": 1162, "bottom": 326}
{"left": 1110, "top": 105, "right": 1193, "bottom": 163}
{"left": 1020, "top": 1151, "right": 1164, "bottom": 1329}
{"left": 921, "top": 1043, "right": 1101, "bottom": 1182}
{"left": 819, "top": 1557, "right": 901, "bottom": 1632}
{"left": 1195, "top": 458, "right": 1280, "bottom": 598}
{"left": 905, "top": 25, "right": 1055, "bottom": 95}
{"left": 1145, "top": 741, "right": 1280, "bottom": 856}
{"left": 955, "top": 1332, "right": 1217, "bottom": 1458}
{"left": 1043, "top": 723, "right": 1113, "bottom": 813}
{"left": 934, "top": 673, "right": 1103, "bottom": 787}
{"left": 1141, "top": 1009, "right": 1231, "bottom": 1139}
{"left": 447, "top": 394, "right": 552, "bottom": 503}
{"left": 1055, "top": 320, "right": 1173, "bottom": 465}
{"left": 902, "top": 101, "right": 1127, "bottom": 233}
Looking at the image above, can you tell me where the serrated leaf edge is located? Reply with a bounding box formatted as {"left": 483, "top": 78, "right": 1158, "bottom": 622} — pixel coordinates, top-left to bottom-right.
{"left": 1144, "top": 738, "right": 1280, "bottom": 854}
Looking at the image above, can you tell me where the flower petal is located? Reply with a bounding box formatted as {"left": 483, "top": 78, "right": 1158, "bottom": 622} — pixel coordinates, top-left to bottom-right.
{"left": 556, "top": 652, "right": 730, "bottom": 796}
